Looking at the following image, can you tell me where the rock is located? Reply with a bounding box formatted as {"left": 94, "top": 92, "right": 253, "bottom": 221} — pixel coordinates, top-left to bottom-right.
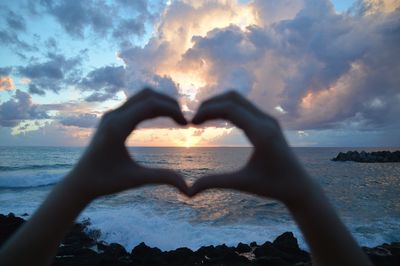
{"left": 130, "top": 242, "right": 164, "bottom": 265}
{"left": 273, "top": 232, "right": 310, "bottom": 263}
{"left": 250, "top": 241, "right": 258, "bottom": 247}
{"left": 332, "top": 150, "right": 400, "bottom": 163}
{"left": 131, "top": 242, "right": 162, "bottom": 257}
{"left": 273, "top": 232, "right": 299, "bottom": 250}
{"left": 3, "top": 213, "right": 400, "bottom": 265}
{"left": 195, "top": 244, "right": 249, "bottom": 264}
{"left": 254, "top": 233, "right": 310, "bottom": 264}
{"left": 363, "top": 243, "right": 400, "bottom": 266}
{"left": 62, "top": 222, "right": 95, "bottom": 248}
{"left": 236, "top": 242, "right": 252, "bottom": 253}
{"left": 164, "top": 247, "right": 195, "bottom": 265}
{"left": 254, "top": 241, "right": 288, "bottom": 259}
{"left": 102, "top": 243, "right": 128, "bottom": 258}
{"left": 254, "top": 256, "right": 292, "bottom": 266}
{"left": 0, "top": 213, "right": 25, "bottom": 247}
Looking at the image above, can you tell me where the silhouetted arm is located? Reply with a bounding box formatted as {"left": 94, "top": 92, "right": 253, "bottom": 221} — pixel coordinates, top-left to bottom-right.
{"left": 0, "top": 89, "right": 188, "bottom": 266}
{"left": 190, "top": 91, "right": 372, "bottom": 266}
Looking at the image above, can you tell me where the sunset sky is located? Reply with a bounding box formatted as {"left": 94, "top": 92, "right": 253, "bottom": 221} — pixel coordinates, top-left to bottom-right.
{"left": 0, "top": 0, "right": 399, "bottom": 147}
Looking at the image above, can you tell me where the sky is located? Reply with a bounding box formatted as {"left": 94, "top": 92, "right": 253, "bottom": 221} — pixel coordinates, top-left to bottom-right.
{"left": 0, "top": 0, "right": 399, "bottom": 147}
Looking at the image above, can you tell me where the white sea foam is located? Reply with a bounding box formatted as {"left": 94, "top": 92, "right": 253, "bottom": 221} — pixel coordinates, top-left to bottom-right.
{"left": 80, "top": 205, "right": 305, "bottom": 251}
{"left": 0, "top": 171, "right": 65, "bottom": 188}
{"left": 80, "top": 205, "right": 400, "bottom": 252}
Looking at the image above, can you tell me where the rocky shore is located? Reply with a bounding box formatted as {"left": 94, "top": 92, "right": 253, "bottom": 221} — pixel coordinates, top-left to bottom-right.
{"left": 1, "top": 213, "right": 399, "bottom": 265}
{"left": 332, "top": 150, "right": 400, "bottom": 163}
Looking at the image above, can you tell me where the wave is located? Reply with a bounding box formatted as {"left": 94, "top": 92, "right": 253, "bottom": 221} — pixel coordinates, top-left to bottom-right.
{"left": 79, "top": 206, "right": 303, "bottom": 252}
{"left": 79, "top": 206, "right": 400, "bottom": 252}
{"left": 0, "top": 163, "right": 74, "bottom": 172}
{"left": 0, "top": 172, "right": 65, "bottom": 188}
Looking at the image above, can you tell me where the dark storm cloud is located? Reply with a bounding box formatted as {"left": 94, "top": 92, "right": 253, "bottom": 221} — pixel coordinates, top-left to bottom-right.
{"left": 112, "top": 18, "right": 146, "bottom": 40}
{"left": 28, "top": 84, "right": 45, "bottom": 96}
{"left": 18, "top": 53, "right": 83, "bottom": 94}
{"left": 59, "top": 113, "right": 99, "bottom": 128}
{"left": 6, "top": 10, "right": 27, "bottom": 32}
{"left": 0, "top": 90, "right": 49, "bottom": 127}
{"left": 40, "top": 0, "right": 112, "bottom": 38}
{"left": 0, "top": 67, "right": 12, "bottom": 76}
{"left": 38, "top": 0, "right": 157, "bottom": 42}
{"left": 0, "top": 30, "right": 37, "bottom": 52}
{"left": 80, "top": 66, "right": 126, "bottom": 99}
{"left": 79, "top": 63, "right": 180, "bottom": 102}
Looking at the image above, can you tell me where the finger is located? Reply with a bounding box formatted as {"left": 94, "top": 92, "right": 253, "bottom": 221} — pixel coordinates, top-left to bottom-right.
{"left": 202, "top": 91, "right": 265, "bottom": 117}
{"left": 192, "top": 101, "right": 256, "bottom": 139}
{"left": 188, "top": 170, "right": 246, "bottom": 197}
{"left": 133, "top": 98, "right": 187, "bottom": 125}
{"left": 135, "top": 166, "right": 189, "bottom": 195}
{"left": 119, "top": 88, "right": 181, "bottom": 113}
{"left": 119, "top": 97, "right": 187, "bottom": 137}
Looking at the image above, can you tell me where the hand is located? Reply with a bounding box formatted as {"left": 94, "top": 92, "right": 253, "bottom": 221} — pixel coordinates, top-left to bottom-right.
{"left": 65, "top": 88, "right": 189, "bottom": 201}
{"left": 189, "top": 91, "right": 315, "bottom": 206}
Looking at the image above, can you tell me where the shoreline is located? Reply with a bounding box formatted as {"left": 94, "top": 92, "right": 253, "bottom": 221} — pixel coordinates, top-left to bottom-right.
{"left": 1, "top": 213, "right": 399, "bottom": 265}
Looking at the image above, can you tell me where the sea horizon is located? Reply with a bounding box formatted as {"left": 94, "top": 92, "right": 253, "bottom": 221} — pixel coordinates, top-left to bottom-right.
{"left": 1, "top": 145, "right": 399, "bottom": 148}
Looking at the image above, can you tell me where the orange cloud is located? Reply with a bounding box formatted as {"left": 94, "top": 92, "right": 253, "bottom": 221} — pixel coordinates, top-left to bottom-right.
{"left": 126, "top": 127, "right": 233, "bottom": 147}
{"left": 0, "top": 76, "right": 15, "bottom": 91}
{"left": 362, "top": 0, "right": 400, "bottom": 14}
{"left": 148, "top": 1, "right": 259, "bottom": 99}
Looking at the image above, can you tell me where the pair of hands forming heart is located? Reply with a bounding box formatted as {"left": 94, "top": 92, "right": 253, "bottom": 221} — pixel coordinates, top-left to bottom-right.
{"left": 68, "top": 88, "right": 313, "bottom": 207}
{"left": 1, "top": 88, "right": 374, "bottom": 266}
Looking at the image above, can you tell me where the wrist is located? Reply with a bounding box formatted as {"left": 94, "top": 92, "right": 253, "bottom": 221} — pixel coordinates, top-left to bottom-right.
{"left": 61, "top": 170, "right": 95, "bottom": 206}
{"left": 284, "top": 178, "right": 326, "bottom": 216}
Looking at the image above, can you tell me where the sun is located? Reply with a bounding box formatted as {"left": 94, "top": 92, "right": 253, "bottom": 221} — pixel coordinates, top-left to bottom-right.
{"left": 182, "top": 129, "right": 201, "bottom": 148}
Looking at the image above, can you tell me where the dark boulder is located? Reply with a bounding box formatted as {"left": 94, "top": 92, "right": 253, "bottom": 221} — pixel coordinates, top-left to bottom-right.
{"left": 254, "top": 256, "right": 292, "bottom": 266}
{"left": 332, "top": 150, "right": 400, "bottom": 163}
{"left": 254, "top": 241, "right": 289, "bottom": 259}
{"left": 236, "top": 242, "right": 252, "bottom": 253}
{"left": 0, "top": 213, "right": 25, "bottom": 247}
{"left": 272, "top": 232, "right": 310, "bottom": 262}
{"left": 363, "top": 243, "right": 400, "bottom": 266}
{"left": 130, "top": 242, "right": 165, "bottom": 265}
{"left": 254, "top": 233, "right": 310, "bottom": 265}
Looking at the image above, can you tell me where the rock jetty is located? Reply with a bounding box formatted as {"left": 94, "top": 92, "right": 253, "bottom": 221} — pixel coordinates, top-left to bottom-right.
{"left": 332, "top": 150, "right": 400, "bottom": 163}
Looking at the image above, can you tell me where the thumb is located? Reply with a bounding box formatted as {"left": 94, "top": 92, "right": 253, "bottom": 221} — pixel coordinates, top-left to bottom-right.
{"left": 188, "top": 170, "right": 245, "bottom": 197}
{"left": 135, "top": 166, "right": 189, "bottom": 195}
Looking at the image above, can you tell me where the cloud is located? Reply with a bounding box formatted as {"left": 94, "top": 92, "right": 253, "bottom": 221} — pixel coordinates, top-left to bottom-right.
{"left": 79, "top": 62, "right": 180, "bottom": 102}
{"left": 59, "top": 113, "right": 99, "bottom": 128}
{"left": 18, "top": 52, "right": 83, "bottom": 94}
{"left": 0, "top": 67, "right": 14, "bottom": 91}
{"left": 0, "top": 90, "right": 49, "bottom": 127}
{"left": 0, "top": 67, "right": 12, "bottom": 76}
{"left": 37, "top": 0, "right": 160, "bottom": 43}
{"left": 0, "top": 76, "right": 14, "bottom": 91}
{"left": 91, "top": 0, "right": 398, "bottom": 135}
{"left": 80, "top": 66, "right": 126, "bottom": 101}
{"left": 6, "top": 10, "right": 26, "bottom": 31}
{"left": 40, "top": 0, "right": 113, "bottom": 38}
{"left": 0, "top": 122, "right": 94, "bottom": 146}
{"left": 1, "top": 0, "right": 399, "bottom": 147}
{"left": 0, "top": 29, "right": 37, "bottom": 52}
{"left": 171, "top": 0, "right": 400, "bottom": 131}
{"left": 351, "top": 0, "right": 400, "bottom": 15}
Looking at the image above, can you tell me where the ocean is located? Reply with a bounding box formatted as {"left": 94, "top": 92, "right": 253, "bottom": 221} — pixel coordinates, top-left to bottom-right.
{"left": 0, "top": 146, "right": 399, "bottom": 251}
